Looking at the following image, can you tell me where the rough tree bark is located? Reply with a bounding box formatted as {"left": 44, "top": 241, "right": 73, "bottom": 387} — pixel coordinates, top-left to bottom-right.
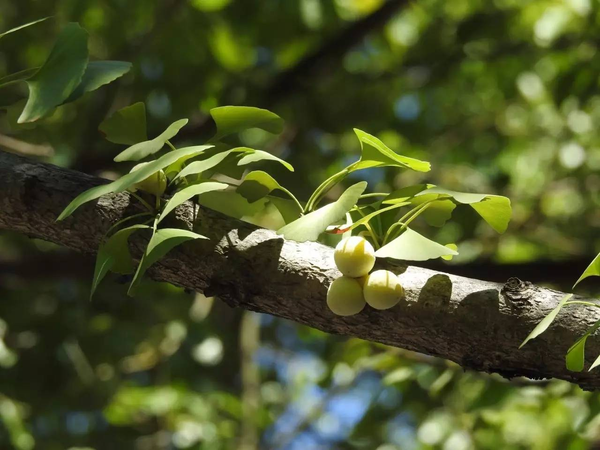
{"left": 1, "top": 150, "right": 600, "bottom": 389}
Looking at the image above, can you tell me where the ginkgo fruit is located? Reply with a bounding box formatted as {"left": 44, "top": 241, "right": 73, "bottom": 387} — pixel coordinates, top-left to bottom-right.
{"left": 130, "top": 162, "right": 167, "bottom": 197}
{"left": 363, "top": 270, "right": 404, "bottom": 310}
{"left": 334, "top": 236, "right": 376, "bottom": 278}
{"left": 327, "top": 276, "right": 366, "bottom": 316}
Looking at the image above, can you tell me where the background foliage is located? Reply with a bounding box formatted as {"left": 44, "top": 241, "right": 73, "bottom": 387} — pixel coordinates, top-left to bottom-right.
{"left": 2, "top": 0, "right": 600, "bottom": 449}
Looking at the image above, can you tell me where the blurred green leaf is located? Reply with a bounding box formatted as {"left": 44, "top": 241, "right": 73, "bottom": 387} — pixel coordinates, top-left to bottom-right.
{"left": 0, "top": 68, "right": 38, "bottom": 89}
{"left": 114, "top": 119, "right": 189, "bottom": 161}
{"left": 99, "top": 102, "right": 148, "bottom": 145}
{"left": 91, "top": 224, "right": 149, "bottom": 299}
{"left": 158, "top": 181, "right": 228, "bottom": 223}
{"left": 278, "top": 182, "right": 367, "bottom": 242}
{"left": 520, "top": 294, "right": 572, "bottom": 348}
{"left": 376, "top": 228, "right": 458, "bottom": 261}
{"left": 58, "top": 146, "right": 212, "bottom": 220}
{"left": 441, "top": 243, "right": 458, "bottom": 261}
{"left": 210, "top": 106, "right": 284, "bottom": 141}
{"left": 65, "top": 60, "right": 132, "bottom": 103}
{"left": 574, "top": 252, "right": 600, "bottom": 288}
{"left": 128, "top": 228, "right": 208, "bottom": 295}
{"left": 352, "top": 128, "right": 431, "bottom": 172}
{"left": 566, "top": 320, "right": 600, "bottom": 372}
{"left": 18, "top": 23, "right": 89, "bottom": 123}
{"left": 0, "top": 17, "right": 50, "bottom": 39}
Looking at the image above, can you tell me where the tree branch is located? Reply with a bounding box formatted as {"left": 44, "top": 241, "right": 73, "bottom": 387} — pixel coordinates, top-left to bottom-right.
{"left": 1, "top": 150, "right": 600, "bottom": 389}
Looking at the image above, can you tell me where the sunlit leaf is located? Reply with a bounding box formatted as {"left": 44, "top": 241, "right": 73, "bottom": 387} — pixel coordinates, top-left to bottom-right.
{"left": 91, "top": 224, "right": 149, "bottom": 299}
{"left": 128, "top": 228, "right": 208, "bottom": 295}
{"left": 237, "top": 149, "right": 294, "bottom": 172}
{"left": 566, "top": 320, "right": 600, "bottom": 372}
{"left": 420, "top": 198, "right": 457, "bottom": 227}
{"left": 65, "top": 61, "right": 132, "bottom": 103}
{"left": 353, "top": 129, "right": 430, "bottom": 172}
{"left": 57, "top": 146, "right": 212, "bottom": 220}
{"left": 376, "top": 228, "right": 458, "bottom": 261}
{"left": 18, "top": 23, "right": 89, "bottom": 123}
{"left": 173, "top": 148, "right": 249, "bottom": 181}
{"left": 268, "top": 196, "right": 303, "bottom": 224}
{"left": 441, "top": 243, "right": 458, "bottom": 261}
{"left": 574, "top": 252, "right": 600, "bottom": 288}
{"left": 278, "top": 182, "right": 367, "bottom": 242}
{"left": 417, "top": 187, "right": 511, "bottom": 234}
{"left": 236, "top": 170, "right": 300, "bottom": 210}
{"left": 0, "top": 17, "right": 51, "bottom": 39}
{"left": 210, "top": 106, "right": 284, "bottom": 141}
{"left": 330, "top": 202, "right": 409, "bottom": 234}
{"left": 114, "top": 119, "right": 189, "bottom": 162}
{"left": 99, "top": 102, "right": 147, "bottom": 145}
{"left": 519, "top": 294, "right": 572, "bottom": 348}
{"left": 158, "top": 182, "right": 228, "bottom": 223}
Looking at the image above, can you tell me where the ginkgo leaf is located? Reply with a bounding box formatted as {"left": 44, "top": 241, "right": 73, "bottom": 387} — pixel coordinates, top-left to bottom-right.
{"left": 574, "top": 252, "right": 600, "bottom": 288}
{"left": 237, "top": 149, "right": 294, "bottom": 172}
{"left": 18, "top": 23, "right": 89, "bottom": 123}
{"left": 91, "top": 224, "right": 149, "bottom": 299}
{"left": 57, "top": 145, "right": 212, "bottom": 220}
{"left": 210, "top": 106, "right": 284, "bottom": 141}
{"left": 236, "top": 170, "right": 300, "bottom": 209}
{"left": 353, "top": 129, "right": 431, "bottom": 173}
{"left": 114, "top": 119, "right": 189, "bottom": 162}
{"left": 128, "top": 228, "right": 208, "bottom": 295}
{"left": 157, "top": 182, "right": 228, "bottom": 223}
{"left": 0, "top": 17, "right": 51, "bottom": 39}
{"left": 173, "top": 148, "right": 249, "bottom": 181}
{"left": 566, "top": 320, "right": 600, "bottom": 372}
{"left": 519, "top": 294, "right": 572, "bottom": 348}
{"left": 376, "top": 228, "right": 458, "bottom": 261}
{"left": 99, "top": 102, "right": 147, "bottom": 145}
{"left": 278, "top": 182, "right": 367, "bottom": 242}
{"left": 65, "top": 60, "right": 132, "bottom": 103}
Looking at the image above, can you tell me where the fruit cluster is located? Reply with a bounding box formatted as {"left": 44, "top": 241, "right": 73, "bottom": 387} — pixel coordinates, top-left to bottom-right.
{"left": 327, "top": 236, "right": 405, "bottom": 316}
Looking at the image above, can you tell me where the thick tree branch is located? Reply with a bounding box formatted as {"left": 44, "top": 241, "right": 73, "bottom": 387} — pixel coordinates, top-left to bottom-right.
{"left": 1, "top": 150, "right": 600, "bottom": 389}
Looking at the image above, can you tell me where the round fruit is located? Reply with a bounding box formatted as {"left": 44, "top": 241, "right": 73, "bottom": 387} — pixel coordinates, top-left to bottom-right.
{"left": 327, "top": 276, "right": 366, "bottom": 317}
{"left": 130, "top": 162, "right": 167, "bottom": 197}
{"left": 363, "top": 270, "right": 404, "bottom": 310}
{"left": 334, "top": 236, "right": 376, "bottom": 278}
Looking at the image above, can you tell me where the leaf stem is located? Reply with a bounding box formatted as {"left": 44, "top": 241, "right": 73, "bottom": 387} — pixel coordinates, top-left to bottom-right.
{"left": 355, "top": 208, "right": 380, "bottom": 249}
{"left": 305, "top": 167, "right": 351, "bottom": 213}
{"left": 130, "top": 192, "right": 154, "bottom": 213}
{"left": 565, "top": 301, "right": 600, "bottom": 308}
{"left": 166, "top": 140, "right": 177, "bottom": 151}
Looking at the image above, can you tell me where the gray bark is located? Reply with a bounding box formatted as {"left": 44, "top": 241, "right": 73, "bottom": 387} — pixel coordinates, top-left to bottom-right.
{"left": 1, "top": 150, "right": 600, "bottom": 389}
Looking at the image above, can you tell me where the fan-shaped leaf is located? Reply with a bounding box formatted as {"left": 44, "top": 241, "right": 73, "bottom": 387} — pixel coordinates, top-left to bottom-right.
{"left": 91, "top": 224, "right": 149, "bottom": 299}
{"left": 158, "top": 182, "right": 228, "bottom": 223}
{"left": 376, "top": 228, "right": 458, "bottom": 261}
{"left": 238, "top": 149, "right": 294, "bottom": 172}
{"left": 58, "top": 146, "right": 212, "bottom": 220}
{"left": 114, "top": 119, "right": 188, "bottom": 162}
{"left": 574, "top": 252, "right": 600, "bottom": 288}
{"left": 210, "top": 106, "right": 284, "bottom": 141}
{"left": 566, "top": 320, "right": 600, "bottom": 372}
{"left": 519, "top": 294, "right": 572, "bottom": 348}
{"left": 278, "top": 182, "right": 367, "bottom": 242}
{"left": 99, "top": 102, "right": 147, "bottom": 145}
{"left": 128, "top": 228, "right": 208, "bottom": 295}
{"left": 18, "top": 23, "right": 89, "bottom": 123}
{"left": 66, "top": 61, "right": 132, "bottom": 103}
{"left": 173, "top": 148, "right": 248, "bottom": 181}
{"left": 353, "top": 129, "right": 430, "bottom": 173}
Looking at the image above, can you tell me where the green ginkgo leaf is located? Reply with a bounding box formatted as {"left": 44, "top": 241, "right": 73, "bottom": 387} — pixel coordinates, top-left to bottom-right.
{"left": 278, "top": 182, "right": 367, "bottom": 242}
{"left": 236, "top": 171, "right": 301, "bottom": 210}
{"left": 65, "top": 60, "right": 132, "bottom": 103}
{"left": 173, "top": 148, "right": 249, "bottom": 181}
{"left": 57, "top": 145, "right": 212, "bottom": 221}
{"left": 237, "top": 149, "right": 294, "bottom": 172}
{"left": 91, "top": 224, "right": 149, "bottom": 299}
{"left": 566, "top": 320, "right": 600, "bottom": 372}
{"left": 574, "top": 252, "right": 600, "bottom": 288}
{"left": 18, "top": 23, "right": 89, "bottom": 123}
{"left": 352, "top": 129, "right": 431, "bottom": 173}
{"left": 99, "top": 102, "right": 147, "bottom": 145}
{"left": 114, "top": 119, "right": 189, "bottom": 162}
{"left": 210, "top": 106, "right": 284, "bottom": 141}
{"left": 128, "top": 228, "right": 208, "bottom": 295}
{"left": 376, "top": 228, "right": 458, "bottom": 261}
{"left": 519, "top": 294, "right": 572, "bottom": 348}
{"left": 0, "top": 68, "right": 38, "bottom": 89}
{"left": 0, "top": 17, "right": 51, "bottom": 39}
{"left": 158, "top": 182, "right": 228, "bottom": 223}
